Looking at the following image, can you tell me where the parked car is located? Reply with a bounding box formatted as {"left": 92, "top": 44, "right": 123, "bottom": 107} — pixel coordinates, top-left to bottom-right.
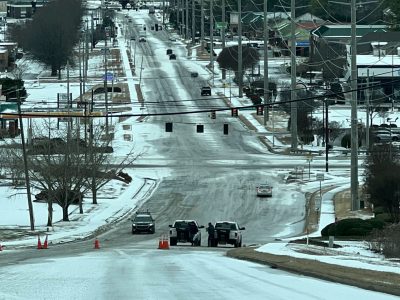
{"left": 256, "top": 184, "right": 273, "bottom": 197}
{"left": 214, "top": 221, "right": 245, "bottom": 247}
{"left": 201, "top": 86, "right": 211, "bottom": 96}
{"left": 169, "top": 220, "right": 204, "bottom": 246}
{"left": 131, "top": 211, "right": 155, "bottom": 234}
{"left": 373, "top": 130, "right": 400, "bottom": 143}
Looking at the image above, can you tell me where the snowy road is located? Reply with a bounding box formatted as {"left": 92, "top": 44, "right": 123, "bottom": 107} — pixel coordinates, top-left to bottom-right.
{"left": 0, "top": 247, "right": 397, "bottom": 300}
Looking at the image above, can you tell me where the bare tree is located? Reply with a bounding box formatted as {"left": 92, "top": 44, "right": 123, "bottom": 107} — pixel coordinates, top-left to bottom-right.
{"left": 7, "top": 119, "right": 138, "bottom": 224}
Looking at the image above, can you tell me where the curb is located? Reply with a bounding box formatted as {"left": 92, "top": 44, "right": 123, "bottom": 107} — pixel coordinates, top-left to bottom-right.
{"left": 227, "top": 247, "right": 400, "bottom": 297}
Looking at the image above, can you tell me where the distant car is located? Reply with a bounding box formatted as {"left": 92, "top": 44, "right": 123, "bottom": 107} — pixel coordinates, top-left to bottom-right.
{"left": 131, "top": 211, "right": 155, "bottom": 234}
{"left": 190, "top": 72, "right": 198, "bottom": 78}
{"left": 214, "top": 221, "right": 245, "bottom": 248}
{"left": 169, "top": 53, "right": 176, "bottom": 60}
{"left": 256, "top": 184, "right": 273, "bottom": 197}
{"left": 169, "top": 220, "right": 204, "bottom": 246}
{"left": 201, "top": 86, "right": 211, "bottom": 96}
{"left": 139, "top": 37, "right": 146, "bottom": 42}
{"left": 373, "top": 130, "right": 399, "bottom": 143}
{"left": 166, "top": 49, "right": 173, "bottom": 55}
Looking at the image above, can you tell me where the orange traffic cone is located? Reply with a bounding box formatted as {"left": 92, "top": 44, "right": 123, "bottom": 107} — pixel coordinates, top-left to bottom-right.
{"left": 94, "top": 238, "right": 100, "bottom": 249}
{"left": 37, "top": 235, "right": 42, "bottom": 250}
{"left": 163, "top": 235, "right": 169, "bottom": 250}
{"left": 43, "top": 235, "right": 48, "bottom": 249}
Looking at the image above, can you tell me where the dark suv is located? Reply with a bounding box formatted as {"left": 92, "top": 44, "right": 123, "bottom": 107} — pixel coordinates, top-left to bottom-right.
{"left": 201, "top": 87, "right": 211, "bottom": 96}
{"left": 131, "top": 211, "right": 155, "bottom": 234}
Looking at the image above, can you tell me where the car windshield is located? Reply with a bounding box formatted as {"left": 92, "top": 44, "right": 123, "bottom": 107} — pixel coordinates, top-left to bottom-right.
{"left": 259, "top": 185, "right": 271, "bottom": 189}
{"left": 134, "top": 215, "right": 152, "bottom": 222}
{"left": 215, "top": 222, "right": 236, "bottom": 230}
{"left": 174, "top": 221, "right": 189, "bottom": 229}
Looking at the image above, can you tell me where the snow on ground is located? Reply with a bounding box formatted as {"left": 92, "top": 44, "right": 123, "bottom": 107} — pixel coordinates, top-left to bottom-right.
{"left": 1, "top": 8, "right": 399, "bottom": 276}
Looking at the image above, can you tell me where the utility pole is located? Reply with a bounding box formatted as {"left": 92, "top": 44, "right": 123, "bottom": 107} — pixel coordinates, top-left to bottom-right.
{"left": 366, "top": 69, "right": 370, "bottom": 149}
{"left": 210, "top": 0, "right": 214, "bottom": 82}
{"left": 200, "top": 0, "right": 204, "bottom": 50}
{"left": 290, "top": 0, "right": 298, "bottom": 149}
{"left": 104, "top": 29, "right": 109, "bottom": 136}
{"left": 17, "top": 90, "right": 34, "bottom": 231}
{"left": 185, "top": 0, "right": 189, "bottom": 39}
{"left": 350, "top": 0, "right": 359, "bottom": 210}
{"left": 238, "top": 0, "right": 243, "bottom": 98}
{"left": 163, "top": 0, "right": 166, "bottom": 25}
{"left": 263, "top": 0, "right": 269, "bottom": 124}
{"left": 221, "top": 0, "right": 226, "bottom": 80}
{"left": 191, "top": 0, "right": 195, "bottom": 44}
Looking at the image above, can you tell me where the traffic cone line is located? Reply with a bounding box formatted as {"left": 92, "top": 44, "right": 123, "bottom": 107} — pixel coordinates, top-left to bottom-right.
{"left": 94, "top": 238, "right": 100, "bottom": 249}
{"left": 43, "top": 235, "right": 48, "bottom": 249}
{"left": 37, "top": 235, "right": 42, "bottom": 250}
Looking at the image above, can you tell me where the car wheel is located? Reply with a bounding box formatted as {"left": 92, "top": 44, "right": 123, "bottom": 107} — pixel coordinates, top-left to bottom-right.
{"left": 170, "top": 238, "right": 177, "bottom": 246}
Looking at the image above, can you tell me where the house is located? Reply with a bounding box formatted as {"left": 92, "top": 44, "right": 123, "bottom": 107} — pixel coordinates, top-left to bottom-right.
{"left": 271, "top": 14, "right": 325, "bottom": 57}
{"left": 344, "top": 43, "right": 400, "bottom": 105}
{"left": 310, "top": 25, "right": 389, "bottom": 79}
{"left": 0, "top": 42, "right": 18, "bottom": 70}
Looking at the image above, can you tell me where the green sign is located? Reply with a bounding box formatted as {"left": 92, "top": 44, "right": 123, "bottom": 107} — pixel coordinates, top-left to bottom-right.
{"left": 215, "top": 22, "right": 228, "bottom": 29}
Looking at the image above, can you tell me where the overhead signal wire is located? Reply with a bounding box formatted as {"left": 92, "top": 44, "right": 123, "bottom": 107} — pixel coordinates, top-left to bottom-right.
{"left": 8, "top": 75, "right": 400, "bottom": 119}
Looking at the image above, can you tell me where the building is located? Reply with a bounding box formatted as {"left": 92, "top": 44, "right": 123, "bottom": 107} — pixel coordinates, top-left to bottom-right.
{"left": 7, "top": 0, "right": 48, "bottom": 19}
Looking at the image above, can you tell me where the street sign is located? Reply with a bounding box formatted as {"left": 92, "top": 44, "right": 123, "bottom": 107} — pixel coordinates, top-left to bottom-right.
{"left": 316, "top": 173, "right": 324, "bottom": 181}
{"left": 215, "top": 22, "right": 228, "bottom": 29}
{"left": 102, "top": 72, "right": 114, "bottom": 81}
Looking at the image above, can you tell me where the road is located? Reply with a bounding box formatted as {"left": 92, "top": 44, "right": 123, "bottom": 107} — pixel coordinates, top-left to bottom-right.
{"left": 0, "top": 8, "right": 390, "bottom": 300}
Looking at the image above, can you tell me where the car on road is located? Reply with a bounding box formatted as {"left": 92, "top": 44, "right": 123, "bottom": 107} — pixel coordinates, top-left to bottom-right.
{"left": 169, "top": 220, "right": 204, "bottom": 246}
{"left": 214, "top": 221, "right": 245, "bottom": 248}
{"left": 131, "top": 211, "right": 155, "bottom": 234}
{"left": 139, "top": 37, "right": 146, "bottom": 42}
{"left": 201, "top": 86, "right": 211, "bottom": 96}
{"left": 166, "top": 49, "right": 173, "bottom": 55}
{"left": 256, "top": 184, "right": 273, "bottom": 197}
{"left": 169, "top": 53, "right": 176, "bottom": 60}
{"left": 190, "top": 72, "right": 198, "bottom": 78}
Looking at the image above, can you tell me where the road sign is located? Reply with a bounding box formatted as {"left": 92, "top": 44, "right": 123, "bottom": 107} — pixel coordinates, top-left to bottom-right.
{"left": 102, "top": 72, "right": 114, "bottom": 81}
{"left": 316, "top": 173, "right": 324, "bottom": 181}
{"left": 215, "top": 22, "right": 228, "bottom": 29}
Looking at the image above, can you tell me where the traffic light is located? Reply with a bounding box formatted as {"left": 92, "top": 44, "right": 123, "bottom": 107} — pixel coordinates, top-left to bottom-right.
{"left": 210, "top": 110, "right": 216, "bottom": 119}
{"left": 231, "top": 108, "right": 238, "bottom": 117}
{"left": 256, "top": 105, "right": 263, "bottom": 115}
{"left": 223, "top": 123, "right": 229, "bottom": 135}
{"left": 196, "top": 124, "right": 204, "bottom": 133}
{"left": 165, "top": 122, "right": 173, "bottom": 132}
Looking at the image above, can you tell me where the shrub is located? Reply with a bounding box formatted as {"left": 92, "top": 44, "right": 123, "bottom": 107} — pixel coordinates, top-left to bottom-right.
{"left": 341, "top": 134, "right": 351, "bottom": 148}
{"left": 321, "top": 218, "right": 386, "bottom": 237}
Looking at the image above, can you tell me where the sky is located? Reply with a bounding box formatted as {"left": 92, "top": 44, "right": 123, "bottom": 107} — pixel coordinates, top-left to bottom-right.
{"left": 0, "top": 3, "right": 399, "bottom": 293}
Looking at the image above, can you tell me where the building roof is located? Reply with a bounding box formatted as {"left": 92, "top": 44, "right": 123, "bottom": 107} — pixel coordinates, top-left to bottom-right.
{"left": 311, "top": 24, "right": 387, "bottom": 39}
